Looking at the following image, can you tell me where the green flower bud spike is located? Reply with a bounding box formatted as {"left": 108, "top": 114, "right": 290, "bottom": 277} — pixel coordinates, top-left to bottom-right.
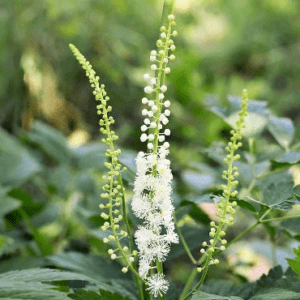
{"left": 183, "top": 90, "right": 249, "bottom": 300}
{"left": 69, "top": 44, "right": 144, "bottom": 297}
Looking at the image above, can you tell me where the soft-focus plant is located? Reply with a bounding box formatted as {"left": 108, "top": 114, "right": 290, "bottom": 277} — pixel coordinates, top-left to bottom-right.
{"left": 1, "top": 0, "right": 300, "bottom": 300}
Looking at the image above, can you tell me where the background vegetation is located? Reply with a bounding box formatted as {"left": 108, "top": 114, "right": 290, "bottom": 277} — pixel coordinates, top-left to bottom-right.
{"left": 1, "top": 0, "right": 300, "bottom": 299}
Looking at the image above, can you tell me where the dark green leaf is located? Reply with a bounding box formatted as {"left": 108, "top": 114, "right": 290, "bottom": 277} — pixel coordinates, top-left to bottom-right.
{"left": 267, "top": 116, "right": 294, "bottom": 149}
{"left": 255, "top": 172, "right": 295, "bottom": 210}
{"left": 287, "top": 246, "right": 300, "bottom": 280}
{"left": 293, "top": 185, "right": 300, "bottom": 201}
{"left": 202, "top": 280, "right": 254, "bottom": 300}
{"left": 0, "top": 186, "right": 21, "bottom": 230}
{"left": 180, "top": 200, "right": 211, "bottom": 225}
{"left": 47, "top": 252, "right": 131, "bottom": 282}
{"left": 280, "top": 218, "right": 300, "bottom": 237}
{"left": 25, "top": 121, "right": 73, "bottom": 164}
{"left": 0, "top": 128, "right": 41, "bottom": 187}
{"left": 191, "top": 290, "right": 244, "bottom": 300}
{"left": 168, "top": 226, "right": 209, "bottom": 259}
{"left": 68, "top": 288, "right": 134, "bottom": 300}
{"left": 249, "top": 288, "right": 300, "bottom": 300}
{"left": 234, "top": 198, "right": 257, "bottom": 212}
{"left": 0, "top": 268, "right": 95, "bottom": 300}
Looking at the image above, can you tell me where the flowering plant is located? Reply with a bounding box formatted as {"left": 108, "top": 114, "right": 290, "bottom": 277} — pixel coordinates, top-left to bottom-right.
{"left": 67, "top": 0, "right": 300, "bottom": 299}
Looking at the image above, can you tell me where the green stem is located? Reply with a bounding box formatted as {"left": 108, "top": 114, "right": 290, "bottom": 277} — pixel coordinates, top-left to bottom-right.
{"left": 19, "top": 208, "right": 53, "bottom": 256}
{"left": 261, "top": 214, "right": 300, "bottom": 223}
{"left": 174, "top": 215, "right": 197, "bottom": 264}
{"left": 179, "top": 268, "right": 199, "bottom": 300}
{"left": 179, "top": 209, "right": 272, "bottom": 300}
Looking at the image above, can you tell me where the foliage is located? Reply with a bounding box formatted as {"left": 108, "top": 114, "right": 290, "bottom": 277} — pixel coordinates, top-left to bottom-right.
{"left": 1, "top": 0, "right": 300, "bottom": 299}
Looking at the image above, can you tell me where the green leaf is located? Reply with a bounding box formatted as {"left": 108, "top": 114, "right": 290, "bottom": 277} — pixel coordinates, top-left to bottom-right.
{"left": 248, "top": 288, "right": 300, "bottom": 300}
{"left": 47, "top": 252, "right": 131, "bottom": 282}
{"left": 274, "top": 151, "right": 300, "bottom": 165}
{"left": 287, "top": 246, "right": 300, "bottom": 280}
{"left": 202, "top": 280, "right": 254, "bottom": 300}
{"left": 0, "top": 186, "right": 21, "bottom": 230}
{"left": 191, "top": 291, "right": 244, "bottom": 300}
{"left": 267, "top": 116, "right": 294, "bottom": 149}
{"left": 71, "top": 142, "right": 107, "bottom": 170}
{"left": 209, "top": 96, "right": 269, "bottom": 137}
{"left": 182, "top": 171, "right": 214, "bottom": 191}
{"left": 0, "top": 268, "right": 93, "bottom": 283}
{"left": 180, "top": 199, "right": 211, "bottom": 225}
{"left": 0, "top": 235, "right": 15, "bottom": 256}
{"left": 0, "top": 128, "right": 41, "bottom": 187}
{"left": 234, "top": 198, "right": 257, "bottom": 212}
{"left": 0, "top": 268, "right": 95, "bottom": 300}
{"left": 280, "top": 218, "right": 300, "bottom": 237}
{"left": 293, "top": 185, "right": 300, "bottom": 201}
{"left": 68, "top": 289, "right": 134, "bottom": 300}
{"left": 256, "top": 172, "right": 295, "bottom": 210}
{"left": 168, "top": 226, "right": 209, "bottom": 259}
{"left": 25, "top": 121, "right": 73, "bottom": 164}
{"left": 254, "top": 265, "right": 300, "bottom": 294}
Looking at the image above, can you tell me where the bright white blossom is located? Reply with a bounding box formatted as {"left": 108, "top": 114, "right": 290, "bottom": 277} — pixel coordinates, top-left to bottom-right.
{"left": 132, "top": 13, "right": 177, "bottom": 298}
{"left": 146, "top": 274, "right": 169, "bottom": 298}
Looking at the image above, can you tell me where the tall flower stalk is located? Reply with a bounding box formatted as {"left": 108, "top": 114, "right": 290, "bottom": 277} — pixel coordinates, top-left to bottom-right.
{"left": 131, "top": 6, "right": 179, "bottom": 299}
{"left": 69, "top": 44, "right": 144, "bottom": 299}
{"left": 181, "top": 89, "right": 249, "bottom": 300}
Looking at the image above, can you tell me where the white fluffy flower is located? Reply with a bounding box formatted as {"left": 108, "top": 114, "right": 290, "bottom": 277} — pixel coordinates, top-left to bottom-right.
{"left": 146, "top": 274, "right": 169, "bottom": 298}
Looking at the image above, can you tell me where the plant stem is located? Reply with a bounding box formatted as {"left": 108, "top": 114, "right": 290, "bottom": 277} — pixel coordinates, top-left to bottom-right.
{"left": 174, "top": 215, "right": 197, "bottom": 265}
{"left": 179, "top": 209, "right": 273, "bottom": 300}
{"left": 261, "top": 214, "right": 300, "bottom": 223}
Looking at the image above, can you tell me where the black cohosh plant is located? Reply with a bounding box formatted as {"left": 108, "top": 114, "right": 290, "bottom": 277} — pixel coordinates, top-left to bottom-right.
{"left": 69, "top": 1, "right": 300, "bottom": 299}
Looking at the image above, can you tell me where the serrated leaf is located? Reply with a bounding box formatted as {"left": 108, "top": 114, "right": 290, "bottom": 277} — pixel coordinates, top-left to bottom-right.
{"left": 0, "top": 282, "right": 70, "bottom": 300}
{"left": 234, "top": 198, "right": 257, "bottom": 212}
{"left": 0, "top": 268, "right": 93, "bottom": 283}
{"left": 0, "top": 268, "right": 94, "bottom": 300}
{"left": 202, "top": 280, "right": 254, "bottom": 299}
{"left": 268, "top": 116, "right": 294, "bottom": 149}
{"left": 248, "top": 288, "right": 300, "bottom": 300}
{"left": 255, "top": 172, "right": 295, "bottom": 210}
{"left": 254, "top": 265, "right": 300, "bottom": 294}
{"left": 287, "top": 246, "right": 300, "bottom": 280}
{"left": 68, "top": 288, "right": 134, "bottom": 300}
{"left": 191, "top": 290, "right": 244, "bottom": 300}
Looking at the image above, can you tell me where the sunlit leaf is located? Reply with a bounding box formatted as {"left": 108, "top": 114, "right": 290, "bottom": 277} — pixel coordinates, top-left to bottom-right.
{"left": 268, "top": 116, "right": 294, "bottom": 149}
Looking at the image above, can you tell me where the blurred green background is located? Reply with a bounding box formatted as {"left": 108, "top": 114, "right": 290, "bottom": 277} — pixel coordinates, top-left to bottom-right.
{"left": 1, "top": 0, "right": 300, "bottom": 289}
{"left": 2, "top": 0, "right": 300, "bottom": 150}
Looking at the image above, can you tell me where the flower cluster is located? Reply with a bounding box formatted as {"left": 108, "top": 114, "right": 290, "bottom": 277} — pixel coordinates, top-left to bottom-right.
{"left": 198, "top": 89, "right": 249, "bottom": 274}
{"left": 131, "top": 13, "right": 178, "bottom": 297}
{"left": 70, "top": 44, "right": 136, "bottom": 273}
{"left": 140, "top": 14, "right": 177, "bottom": 152}
{"left": 132, "top": 148, "right": 178, "bottom": 278}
